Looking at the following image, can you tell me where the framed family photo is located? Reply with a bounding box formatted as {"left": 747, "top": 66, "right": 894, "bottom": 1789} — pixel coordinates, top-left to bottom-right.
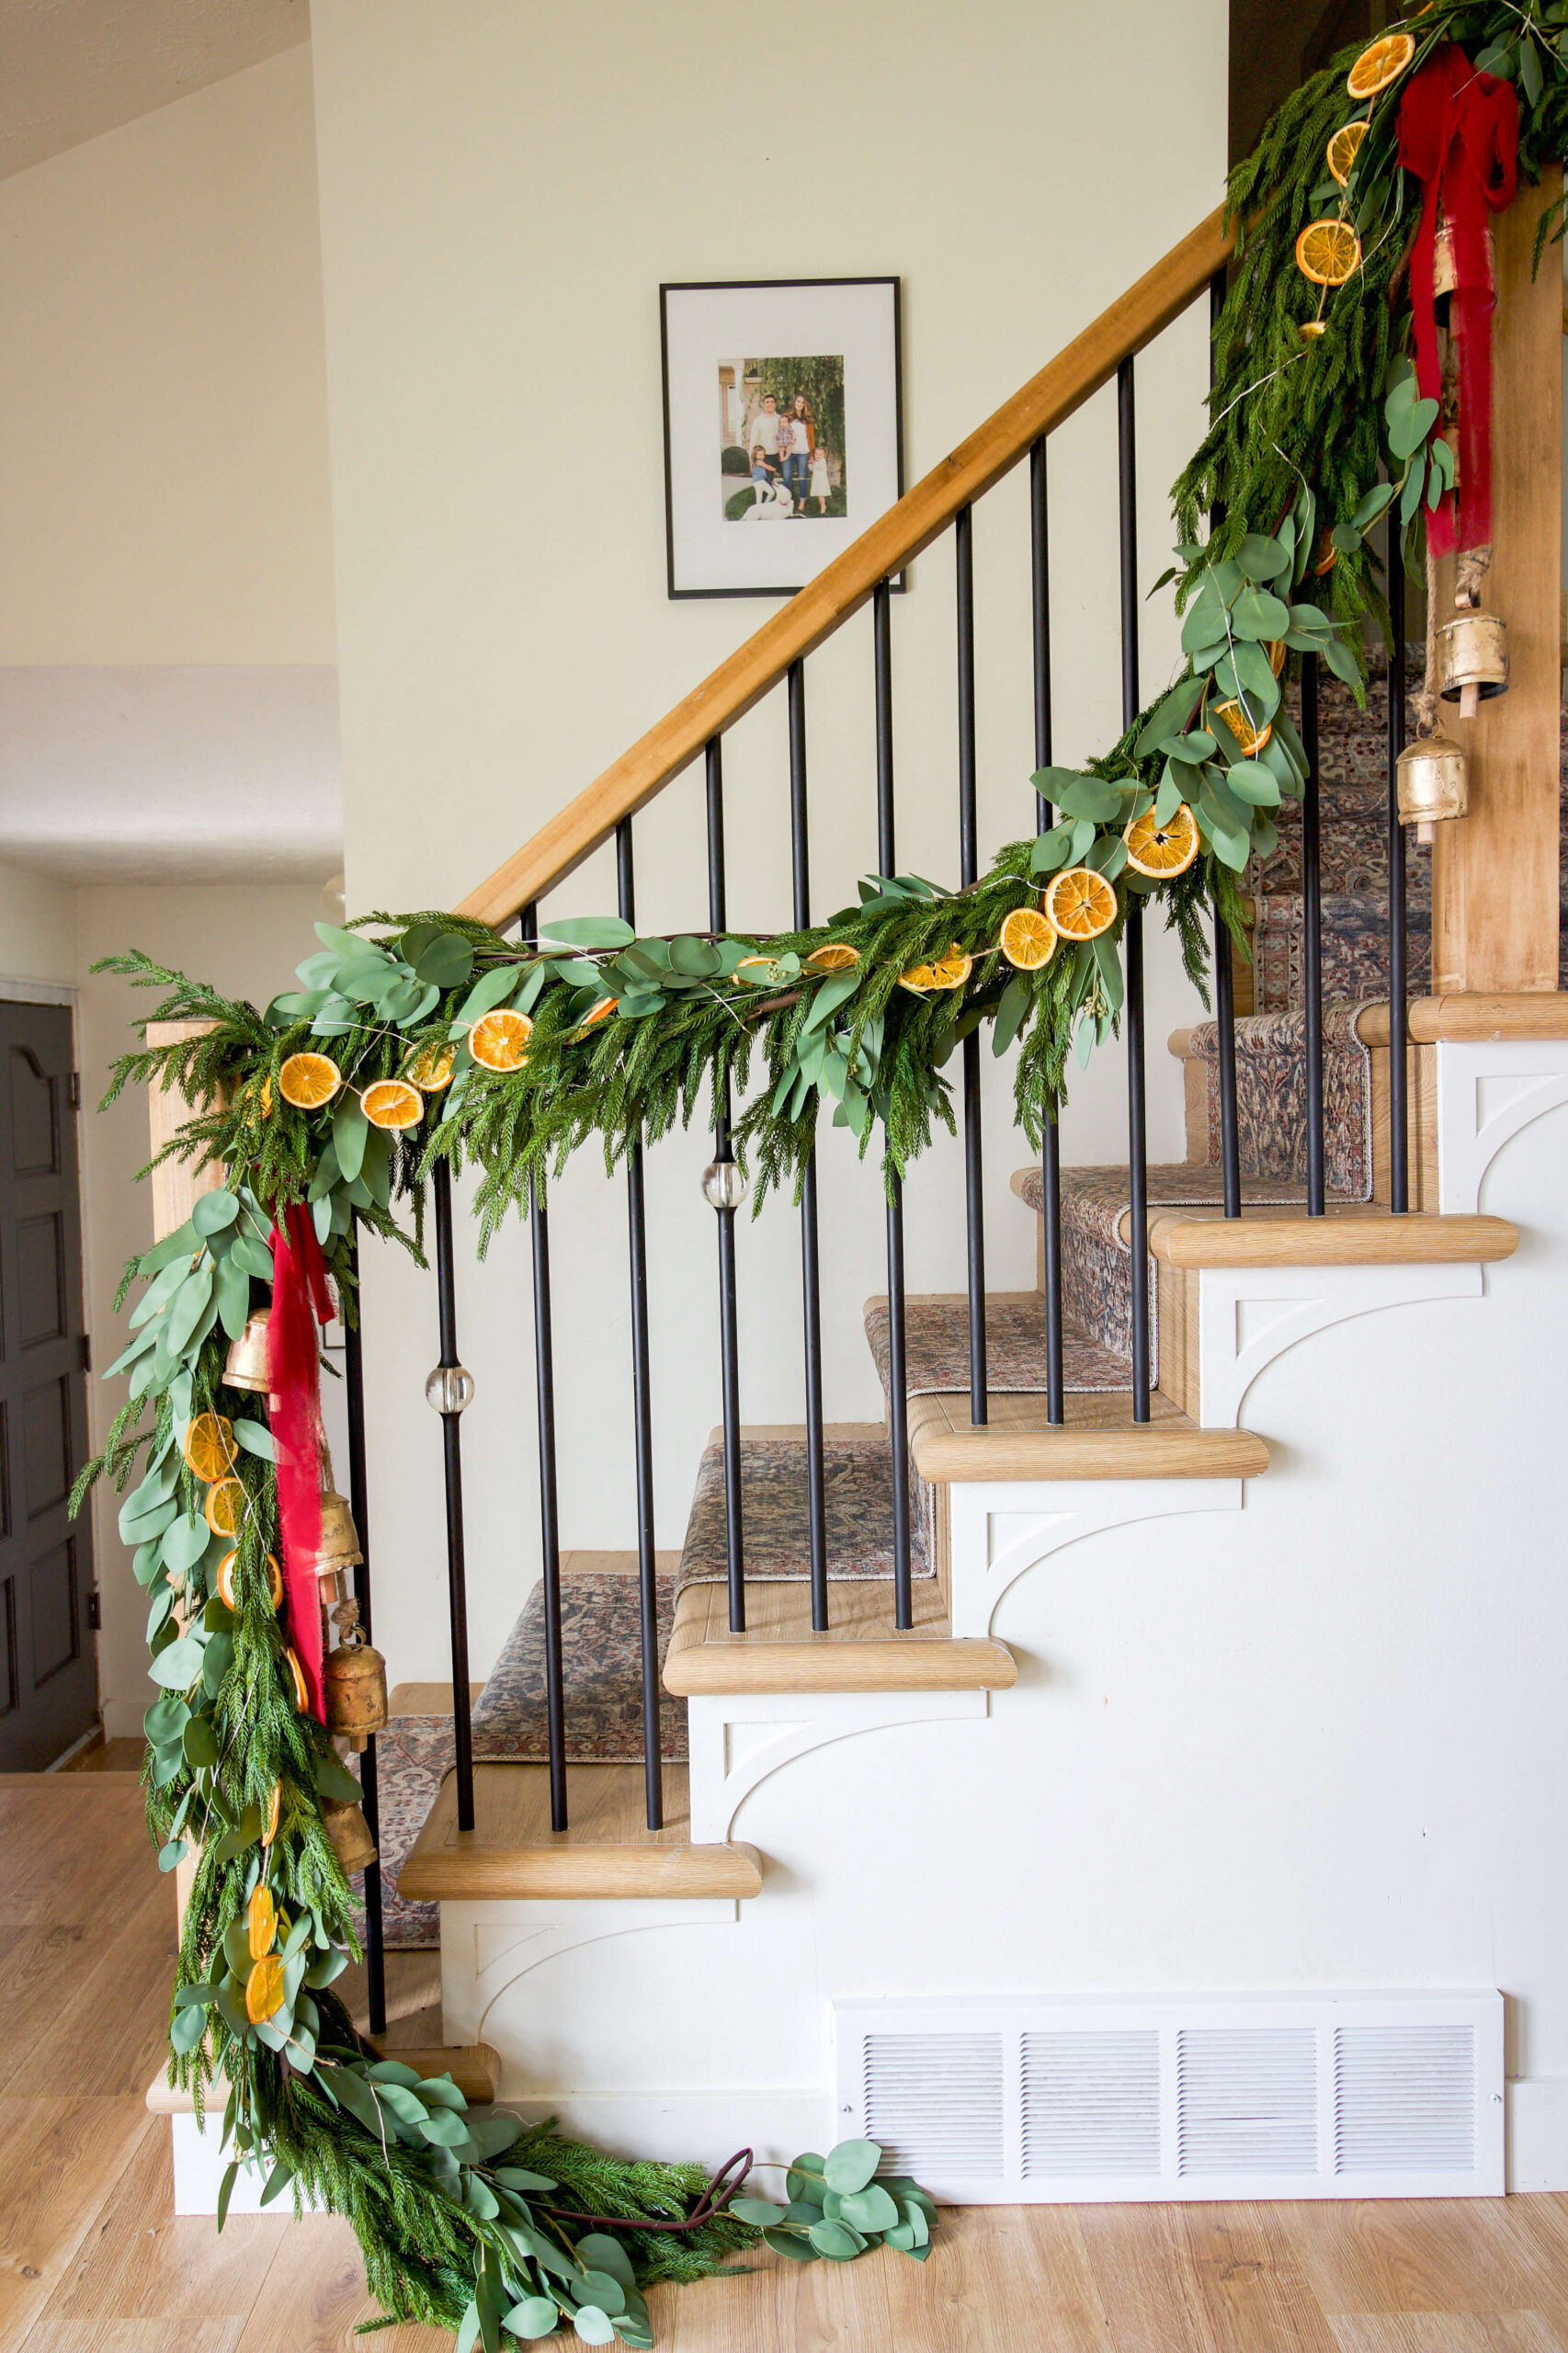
{"left": 659, "top": 276, "right": 903, "bottom": 599}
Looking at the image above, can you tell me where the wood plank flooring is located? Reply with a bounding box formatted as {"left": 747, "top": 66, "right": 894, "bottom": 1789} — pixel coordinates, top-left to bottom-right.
{"left": 4, "top": 1770, "right": 1567, "bottom": 2352}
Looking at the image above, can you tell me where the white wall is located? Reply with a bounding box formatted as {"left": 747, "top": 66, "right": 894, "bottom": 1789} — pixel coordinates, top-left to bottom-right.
{"left": 73, "top": 884, "right": 328, "bottom": 1736}
{"left": 309, "top": 0, "right": 1230, "bottom": 1686}
{"left": 0, "top": 856, "right": 77, "bottom": 988}
{"left": 0, "top": 43, "right": 335, "bottom": 666}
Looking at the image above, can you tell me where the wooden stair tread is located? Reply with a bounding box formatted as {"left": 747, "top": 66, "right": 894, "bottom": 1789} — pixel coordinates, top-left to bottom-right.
{"left": 398, "top": 1763, "right": 761, "bottom": 1901}
{"left": 665, "top": 1575, "right": 1014, "bottom": 1696}
{"left": 909, "top": 1388, "right": 1269, "bottom": 1483}
{"left": 1148, "top": 1208, "right": 1517, "bottom": 1267}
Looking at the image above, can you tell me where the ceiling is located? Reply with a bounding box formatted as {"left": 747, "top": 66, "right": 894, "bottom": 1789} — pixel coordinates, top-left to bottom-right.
{"left": 1, "top": 0, "right": 310, "bottom": 179}
{"left": 0, "top": 666, "right": 341, "bottom": 883}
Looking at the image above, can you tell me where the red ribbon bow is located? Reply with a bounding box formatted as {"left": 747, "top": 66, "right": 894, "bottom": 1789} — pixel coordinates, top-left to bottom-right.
{"left": 1396, "top": 44, "right": 1518, "bottom": 557}
{"left": 267, "top": 1204, "right": 336, "bottom": 1718}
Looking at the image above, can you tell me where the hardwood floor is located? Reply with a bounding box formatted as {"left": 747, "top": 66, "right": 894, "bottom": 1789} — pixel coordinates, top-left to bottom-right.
{"left": 4, "top": 1770, "right": 1567, "bottom": 2353}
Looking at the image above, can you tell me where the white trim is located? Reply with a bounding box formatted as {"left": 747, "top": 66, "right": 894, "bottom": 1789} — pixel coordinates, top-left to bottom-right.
{"left": 686, "top": 1690, "right": 987, "bottom": 1842}
{"left": 1437, "top": 1038, "right": 1568, "bottom": 1214}
{"left": 947, "top": 1480, "right": 1247, "bottom": 1637}
{"left": 0, "top": 976, "right": 76, "bottom": 1006}
{"left": 1195, "top": 1260, "right": 1482, "bottom": 1427}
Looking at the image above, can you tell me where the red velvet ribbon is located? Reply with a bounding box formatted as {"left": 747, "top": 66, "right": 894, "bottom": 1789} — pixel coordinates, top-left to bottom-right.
{"left": 267, "top": 1204, "right": 335, "bottom": 1718}
{"left": 1396, "top": 45, "right": 1518, "bottom": 557}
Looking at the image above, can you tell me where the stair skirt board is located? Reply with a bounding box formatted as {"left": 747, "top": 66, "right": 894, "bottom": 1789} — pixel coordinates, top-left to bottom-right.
{"left": 833, "top": 1992, "right": 1503, "bottom": 2203}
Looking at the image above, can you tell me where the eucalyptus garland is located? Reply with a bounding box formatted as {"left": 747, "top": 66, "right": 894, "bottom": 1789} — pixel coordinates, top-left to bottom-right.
{"left": 79, "top": 10, "right": 1567, "bottom": 2344}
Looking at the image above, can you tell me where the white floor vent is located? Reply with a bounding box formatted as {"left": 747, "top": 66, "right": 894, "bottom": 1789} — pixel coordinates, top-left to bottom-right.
{"left": 835, "top": 1992, "right": 1502, "bottom": 2202}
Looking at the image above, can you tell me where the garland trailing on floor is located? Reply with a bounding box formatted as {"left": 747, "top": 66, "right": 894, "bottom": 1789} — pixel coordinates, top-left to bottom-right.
{"left": 79, "top": 12, "right": 1567, "bottom": 2346}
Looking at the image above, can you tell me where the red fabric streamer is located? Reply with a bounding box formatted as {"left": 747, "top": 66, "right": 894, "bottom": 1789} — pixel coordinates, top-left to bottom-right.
{"left": 1396, "top": 45, "right": 1518, "bottom": 557}
{"left": 267, "top": 1204, "right": 336, "bottom": 1718}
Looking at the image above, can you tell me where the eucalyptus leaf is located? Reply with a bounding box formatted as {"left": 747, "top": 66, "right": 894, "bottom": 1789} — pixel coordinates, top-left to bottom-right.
{"left": 215, "top": 1254, "right": 251, "bottom": 1342}
{"left": 763, "top": 2226, "right": 819, "bottom": 2262}
{"left": 822, "top": 2139, "right": 881, "bottom": 2195}
{"left": 149, "top": 1634, "right": 204, "bottom": 1690}
{"left": 333, "top": 1093, "right": 369, "bottom": 1184}
{"left": 1225, "top": 759, "right": 1282, "bottom": 808}
{"left": 232, "top": 1417, "right": 277, "bottom": 1462}
{"left": 167, "top": 1264, "right": 215, "bottom": 1358}
{"left": 503, "top": 2297, "right": 563, "bottom": 2340}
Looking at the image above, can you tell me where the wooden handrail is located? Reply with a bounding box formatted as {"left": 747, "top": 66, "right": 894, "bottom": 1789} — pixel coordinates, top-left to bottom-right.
{"left": 455, "top": 204, "right": 1232, "bottom": 931}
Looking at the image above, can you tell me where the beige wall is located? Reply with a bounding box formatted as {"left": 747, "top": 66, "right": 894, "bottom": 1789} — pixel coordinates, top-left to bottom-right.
{"left": 0, "top": 857, "right": 77, "bottom": 987}
{"left": 73, "top": 883, "right": 327, "bottom": 1736}
{"left": 0, "top": 44, "right": 335, "bottom": 666}
{"left": 307, "top": 0, "right": 1230, "bottom": 1687}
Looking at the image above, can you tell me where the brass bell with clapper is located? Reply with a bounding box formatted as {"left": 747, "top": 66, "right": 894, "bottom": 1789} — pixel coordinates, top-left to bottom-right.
{"left": 313, "top": 1443, "right": 364, "bottom": 1611}
{"left": 324, "top": 1597, "right": 388, "bottom": 1754}
{"left": 1396, "top": 729, "right": 1470, "bottom": 843}
{"left": 223, "top": 1308, "right": 272, "bottom": 1394}
{"left": 322, "top": 1795, "right": 379, "bottom": 1873}
{"left": 1439, "top": 610, "right": 1508, "bottom": 720}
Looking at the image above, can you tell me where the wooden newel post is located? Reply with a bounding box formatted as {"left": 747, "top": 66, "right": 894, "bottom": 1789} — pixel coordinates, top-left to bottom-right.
{"left": 1430, "top": 166, "right": 1563, "bottom": 996}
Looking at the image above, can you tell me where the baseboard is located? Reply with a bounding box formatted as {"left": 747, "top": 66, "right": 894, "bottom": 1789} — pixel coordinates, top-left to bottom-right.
{"left": 1507, "top": 2075, "right": 1568, "bottom": 2189}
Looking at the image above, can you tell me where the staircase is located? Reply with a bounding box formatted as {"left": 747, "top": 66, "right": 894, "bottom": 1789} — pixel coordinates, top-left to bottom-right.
{"left": 153, "top": 192, "right": 1568, "bottom": 2202}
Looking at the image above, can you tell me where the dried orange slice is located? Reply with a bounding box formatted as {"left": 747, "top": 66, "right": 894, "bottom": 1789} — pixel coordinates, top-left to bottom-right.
{"left": 245, "top": 1954, "right": 285, "bottom": 2024}
{"left": 804, "top": 942, "right": 860, "bottom": 973}
{"left": 468, "top": 1008, "right": 533, "bottom": 1072}
{"left": 998, "top": 906, "right": 1058, "bottom": 971}
{"left": 262, "top": 1779, "right": 282, "bottom": 1847}
{"left": 204, "top": 1477, "right": 246, "bottom": 1537}
{"left": 1266, "top": 639, "right": 1287, "bottom": 677}
{"left": 580, "top": 996, "right": 618, "bottom": 1028}
{"left": 216, "top": 1550, "right": 282, "bottom": 1611}
{"left": 406, "top": 1043, "right": 456, "bottom": 1092}
{"left": 1298, "top": 321, "right": 1327, "bottom": 343}
{"left": 734, "top": 954, "right": 781, "bottom": 986}
{"left": 1212, "top": 699, "right": 1274, "bottom": 756}
{"left": 1326, "top": 120, "right": 1369, "bottom": 186}
{"left": 284, "top": 1647, "right": 309, "bottom": 1711}
{"left": 1295, "top": 220, "right": 1361, "bottom": 287}
{"left": 1124, "top": 801, "right": 1200, "bottom": 879}
{"left": 1346, "top": 29, "right": 1415, "bottom": 98}
{"left": 360, "top": 1079, "right": 423, "bottom": 1131}
{"left": 899, "top": 944, "right": 972, "bottom": 994}
{"left": 248, "top": 1883, "right": 277, "bottom": 1960}
{"left": 1042, "top": 868, "right": 1118, "bottom": 941}
{"left": 1313, "top": 529, "right": 1339, "bottom": 576}
{"left": 278, "top": 1052, "right": 342, "bottom": 1110}
{"left": 182, "top": 1412, "right": 236, "bottom": 1483}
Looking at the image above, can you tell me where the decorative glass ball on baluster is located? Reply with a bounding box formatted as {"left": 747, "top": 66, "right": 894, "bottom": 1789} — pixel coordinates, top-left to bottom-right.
{"left": 425, "top": 1363, "right": 476, "bottom": 1415}
{"left": 700, "top": 1160, "right": 748, "bottom": 1211}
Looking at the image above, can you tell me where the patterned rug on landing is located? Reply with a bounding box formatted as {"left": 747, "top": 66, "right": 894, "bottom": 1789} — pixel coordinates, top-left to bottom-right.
{"left": 677, "top": 1432, "right": 935, "bottom": 1584}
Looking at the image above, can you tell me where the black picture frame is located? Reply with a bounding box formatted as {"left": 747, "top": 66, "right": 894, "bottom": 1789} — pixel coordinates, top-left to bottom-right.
{"left": 659, "top": 276, "right": 904, "bottom": 600}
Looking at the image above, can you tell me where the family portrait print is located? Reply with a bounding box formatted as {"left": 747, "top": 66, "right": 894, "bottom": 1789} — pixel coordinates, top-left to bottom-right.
{"left": 720, "top": 355, "right": 846, "bottom": 522}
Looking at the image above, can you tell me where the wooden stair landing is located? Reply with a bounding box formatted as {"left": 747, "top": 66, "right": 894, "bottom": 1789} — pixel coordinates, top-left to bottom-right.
{"left": 398, "top": 1762, "right": 762, "bottom": 1902}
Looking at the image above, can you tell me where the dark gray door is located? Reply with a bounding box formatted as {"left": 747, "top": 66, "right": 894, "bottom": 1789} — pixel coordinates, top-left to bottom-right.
{"left": 0, "top": 1002, "right": 97, "bottom": 1768}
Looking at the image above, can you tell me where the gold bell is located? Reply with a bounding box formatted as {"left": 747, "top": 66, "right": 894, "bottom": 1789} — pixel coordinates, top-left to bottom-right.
{"left": 1439, "top": 610, "right": 1508, "bottom": 719}
{"left": 223, "top": 1309, "right": 272, "bottom": 1394}
{"left": 321, "top": 1796, "right": 378, "bottom": 1873}
{"left": 314, "top": 1489, "right": 364, "bottom": 1611}
{"left": 324, "top": 1598, "right": 388, "bottom": 1754}
{"left": 1396, "top": 731, "right": 1469, "bottom": 843}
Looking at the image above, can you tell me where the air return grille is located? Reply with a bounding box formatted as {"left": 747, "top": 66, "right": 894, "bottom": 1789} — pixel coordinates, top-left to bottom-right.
{"left": 834, "top": 1993, "right": 1502, "bottom": 2203}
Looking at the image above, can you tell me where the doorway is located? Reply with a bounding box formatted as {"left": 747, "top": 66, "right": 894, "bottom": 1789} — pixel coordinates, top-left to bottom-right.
{"left": 0, "top": 999, "right": 97, "bottom": 1768}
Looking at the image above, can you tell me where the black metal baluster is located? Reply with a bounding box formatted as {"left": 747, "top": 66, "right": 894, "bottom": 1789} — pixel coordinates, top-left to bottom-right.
{"left": 1029, "top": 437, "right": 1065, "bottom": 1425}
{"left": 342, "top": 1234, "right": 384, "bottom": 2036}
{"left": 521, "top": 901, "right": 568, "bottom": 1832}
{"left": 1118, "top": 357, "right": 1151, "bottom": 1422}
{"left": 429, "top": 1159, "right": 475, "bottom": 1832}
{"left": 616, "top": 824, "right": 663, "bottom": 1828}
{"left": 1386, "top": 556, "right": 1409, "bottom": 1213}
{"left": 789, "top": 663, "right": 830, "bottom": 1631}
{"left": 705, "top": 739, "right": 745, "bottom": 1632}
{"left": 1209, "top": 267, "right": 1242, "bottom": 1219}
{"left": 1301, "top": 654, "right": 1325, "bottom": 1216}
{"left": 875, "top": 582, "right": 914, "bottom": 1631}
{"left": 956, "top": 505, "right": 988, "bottom": 1427}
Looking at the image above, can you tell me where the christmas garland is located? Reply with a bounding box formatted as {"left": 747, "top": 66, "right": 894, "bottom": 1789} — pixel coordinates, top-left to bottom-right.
{"left": 78, "top": 10, "right": 1567, "bottom": 2344}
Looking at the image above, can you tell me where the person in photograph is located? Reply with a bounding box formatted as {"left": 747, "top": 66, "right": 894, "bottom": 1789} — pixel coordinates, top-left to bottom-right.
{"left": 809, "top": 437, "right": 831, "bottom": 516}
{"left": 749, "top": 392, "right": 782, "bottom": 465}
{"left": 750, "top": 443, "right": 775, "bottom": 493}
{"left": 782, "top": 393, "right": 813, "bottom": 516}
